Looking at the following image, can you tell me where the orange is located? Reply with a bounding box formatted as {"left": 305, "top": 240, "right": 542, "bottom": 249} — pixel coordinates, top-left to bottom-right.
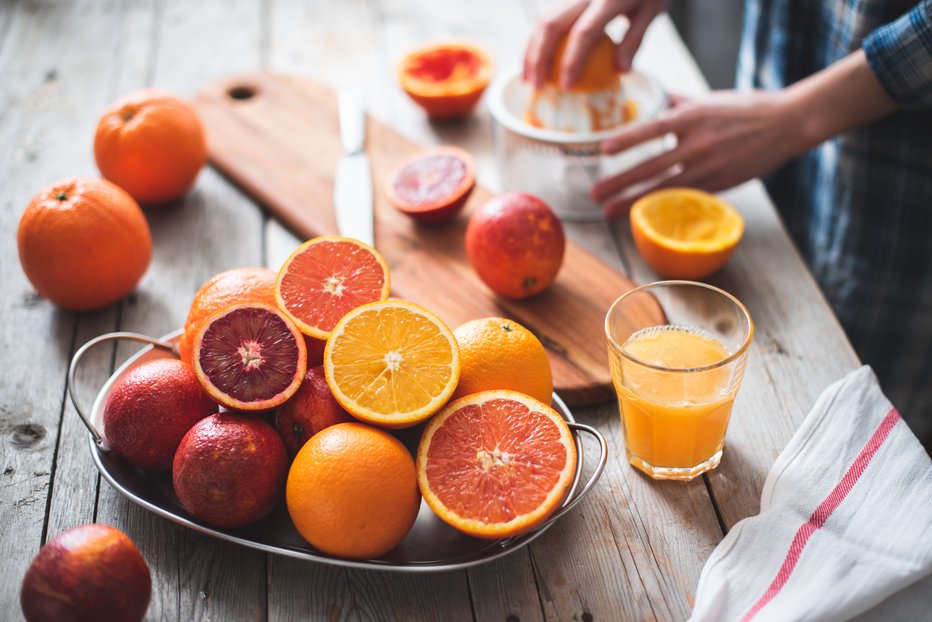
{"left": 397, "top": 43, "right": 492, "bottom": 119}
{"left": 192, "top": 303, "right": 307, "bottom": 411}
{"left": 286, "top": 422, "right": 420, "bottom": 559}
{"left": 17, "top": 177, "right": 151, "bottom": 311}
{"left": 417, "top": 390, "right": 577, "bottom": 539}
{"left": 275, "top": 236, "right": 391, "bottom": 340}
{"left": 94, "top": 89, "right": 207, "bottom": 205}
{"left": 630, "top": 188, "right": 744, "bottom": 279}
{"left": 452, "top": 317, "right": 553, "bottom": 403}
{"left": 386, "top": 146, "right": 476, "bottom": 223}
{"left": 549, "top": 32, "right": 619, "bottom": 93}
{"left": 324, "top": 300, "right": 460, "bottom": 429}
{"left": 465, "top": 192, "right": 565, "bottom": 300}
{"left": 179, "top": 267, "right": 277, "bottom": 366}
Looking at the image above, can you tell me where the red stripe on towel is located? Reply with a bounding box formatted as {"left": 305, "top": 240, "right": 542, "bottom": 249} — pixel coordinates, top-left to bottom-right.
{"left": 739, "top": 407, "right": 900, "bottom": 622}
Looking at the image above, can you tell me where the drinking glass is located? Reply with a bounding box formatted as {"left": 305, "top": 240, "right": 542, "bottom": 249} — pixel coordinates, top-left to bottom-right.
{"left": 604, "top": 281, "right": 753, "bottom": 480}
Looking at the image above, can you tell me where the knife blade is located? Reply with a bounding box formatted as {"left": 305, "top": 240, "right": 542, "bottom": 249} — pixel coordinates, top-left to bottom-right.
{"left": 333, "top": 91, "right": 374, "bottom": 247}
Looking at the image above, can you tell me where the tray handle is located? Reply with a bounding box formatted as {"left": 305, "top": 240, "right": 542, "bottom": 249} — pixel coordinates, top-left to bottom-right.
{"left": 535, "top": 421, "right": 609, "bottom": 531}
{"left": 67, "top": 332, "right": 177, "bottom": 447}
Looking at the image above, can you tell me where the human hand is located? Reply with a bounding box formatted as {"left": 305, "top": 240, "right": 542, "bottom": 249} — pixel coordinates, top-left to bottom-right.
{"left": 523, "top": 0, "right": 668, "bottom": 89}
{"left": 592, "top": 90, "right": 805, "bottom": 217}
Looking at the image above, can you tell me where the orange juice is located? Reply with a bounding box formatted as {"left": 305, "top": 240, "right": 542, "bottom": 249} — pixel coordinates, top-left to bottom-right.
{"left": 611, "top": 325, "right": 735, "bottom": 471}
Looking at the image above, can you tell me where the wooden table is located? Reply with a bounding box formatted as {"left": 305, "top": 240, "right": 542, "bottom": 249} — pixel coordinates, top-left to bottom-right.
{"left": 0, "top": 1, "right": 859, "bottom": 620}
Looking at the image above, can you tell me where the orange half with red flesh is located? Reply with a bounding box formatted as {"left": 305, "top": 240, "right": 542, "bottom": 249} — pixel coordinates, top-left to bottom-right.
{"left": 397, "top": 43, "right": 492, "bottom": 119}
{"left": 387, "top": 146, "right": 476, "bottom": 222}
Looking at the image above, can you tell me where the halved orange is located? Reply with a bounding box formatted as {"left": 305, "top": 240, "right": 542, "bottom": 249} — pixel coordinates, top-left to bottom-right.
{"left": 417, "top": 390, "right": 577, "bottom": 539}
{"left": 192, "top": 303, "right": 307, "bottom": 411}
{"left": 397, "top": 43, "right": 492, "bottom": 119}
{"left": 324, "top": 300, "right": 460, "bottom": 429}
{"left": 630, "top": 188, "right": 744, "bottom": 279}
{"left": 275, "top": 236, "right": 390, "bottom": 340}
{"left": 386, "top": 146, "right": 476, "bottom": 223}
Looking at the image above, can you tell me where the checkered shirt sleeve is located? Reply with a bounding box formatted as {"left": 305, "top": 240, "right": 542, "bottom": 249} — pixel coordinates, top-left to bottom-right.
{"left": 863, "top": 0, "right": 932, "bottom": 108}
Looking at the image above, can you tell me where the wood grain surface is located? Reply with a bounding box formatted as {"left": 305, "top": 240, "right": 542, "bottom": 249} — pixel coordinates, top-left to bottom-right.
{"left": 0, "top": 1, "right": 861, "bottom": 621}
{"left": 192, "top": 72, "right": 659, "bottom": 406}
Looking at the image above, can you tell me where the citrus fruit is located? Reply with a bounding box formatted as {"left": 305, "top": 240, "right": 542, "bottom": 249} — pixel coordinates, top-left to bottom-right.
{"left": 452, "top": 317, "right": 553, "bottom": 403}
{"left": 17, "top": 177, "right": 151, "bottom": 311}
{"left": 179, "top": 267, "right": 277, "bottom": 366}
{"left": 417, "top": 390, "right": 577, "bottom": 539}
{"left": 397, "top": 42, "right": 492, "bottom": 119}
{"left": 275, "top": 236, "right": 391, "bottom": 340}
{"left": 630, "top": 188, "right": 744, "bottom": 279}
{"left": 386, "top": 146, "right": 476, "bottom": 222}
{"left": 324, "top": 300, "right": 460, "bottom": 429}
{"left": 192, "top": 303, "right": 307, "bottom": 411}
{"left": 286, "top": 422, "right": 420, "bottom": 559}
{"left": 275, "top": 366, "right": 353, "bottom": 456}
{"left": 94, "top": 89, "right": 207, "bottom": 205}
{"left": 465, "top": 192, "right": 566, "bottom": 299}
{"left": 548, "top": 32, "right": 619, "bottom": 93}
{"left": 103, "top": 358, "right": 217, "bottom": 471}
{"left": 20, "top": 524, "right": 151, "bottom": 622}
{"left": 173, "top": 413, "right": 288, "bottom": 528}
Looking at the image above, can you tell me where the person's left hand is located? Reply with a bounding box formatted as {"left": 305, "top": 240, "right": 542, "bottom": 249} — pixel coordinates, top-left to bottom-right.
{"left": 593, "top": 89, "right": 804, "bottom": 217}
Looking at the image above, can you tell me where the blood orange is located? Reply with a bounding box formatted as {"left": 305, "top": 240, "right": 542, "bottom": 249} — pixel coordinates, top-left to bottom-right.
{"left": 397, "top": 42, "right": 492, "bottom": 119}
{"left": 275, "top": 236, "right": 390, "bottom": 340}
{"left": 417, "top": 390, "right": 577, "bottom": 539}
{"left": 465, "top": 192, "right": 566, "bottom": 299}
{"left": 192, "top": 303, "right": 307, "bottom": 411}
{"left": 386, "top": 146, "right": 476, "bottom": 223}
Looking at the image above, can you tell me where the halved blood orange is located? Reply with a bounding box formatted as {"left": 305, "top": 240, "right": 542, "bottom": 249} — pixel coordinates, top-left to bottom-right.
{"left": 192, "top": 303, "right": 307, "bottom": 411}
{"left": 417, "top": 390, "right": 577, "bottom": 539}
{"left": 397, "top": 43, "right": 492, "bottom": 119}
{"left": 386, "top": 146, "right": 476, "bottom": 223}
{"left": 275, "top": 236, "right": 390, "bottom": 340}
{"left": 324, "top": 300, "right": 460, "bottom": 429}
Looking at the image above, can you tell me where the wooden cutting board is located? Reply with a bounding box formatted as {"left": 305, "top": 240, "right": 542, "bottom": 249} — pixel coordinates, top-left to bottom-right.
{"left": 194, "top": 72, "right": 653, "bottom": 406}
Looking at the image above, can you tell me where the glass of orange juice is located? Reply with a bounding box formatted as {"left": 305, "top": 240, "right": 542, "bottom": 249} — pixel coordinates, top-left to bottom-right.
{"left": 604, "top": 281, "right": 753, "bottom": 480}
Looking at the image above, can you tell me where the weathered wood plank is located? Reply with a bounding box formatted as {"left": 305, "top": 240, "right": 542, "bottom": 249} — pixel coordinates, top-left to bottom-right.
{"left": 609, "top": 20, "right": 860, "bottom": 529}
{"left": 88, "top": 1, "right": 269, "bottom": 620}
{"left": 264, "top": 3, "right": 481, "bottom": 619}
{"left": 0, "top": 1, "right": 144, "bottom": 617}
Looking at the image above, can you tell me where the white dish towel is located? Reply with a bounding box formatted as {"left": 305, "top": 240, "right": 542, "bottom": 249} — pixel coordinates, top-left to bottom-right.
{"left": 689, "top": 365, "right": 932, "bottom": 622}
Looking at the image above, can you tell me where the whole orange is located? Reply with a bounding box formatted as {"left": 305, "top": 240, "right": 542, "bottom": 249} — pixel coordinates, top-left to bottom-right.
{"left": 94, "top": 89, "right": 207, "bottom": 205}
{"left": 17, "top": 177, "right": 151, "bottom": 311}
{"left": 179, "top": 267, "right": 277, "bottom": 366}
{"left": 452, "top": 317, "right": 553, "bottom": 403}
{"left": 465, "top": 192, "right": 566, "bottom": 299}
{"left": 286, "top": 422, "right": 420, "bottom": 560}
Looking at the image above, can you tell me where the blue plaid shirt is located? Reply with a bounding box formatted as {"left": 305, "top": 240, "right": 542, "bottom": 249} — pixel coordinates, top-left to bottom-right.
{"left": 737, "top": 0, "right": 932, "bottom": 437}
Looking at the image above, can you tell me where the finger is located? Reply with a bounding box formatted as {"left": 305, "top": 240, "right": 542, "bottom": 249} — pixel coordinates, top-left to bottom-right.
{"left": 614, "top": 3, "right": 657, "bottom": 72}
{"left": 523, "top": 0, "right": 589, "bottom": 88}
{"left": 560, "top": 0, "right": 621, "bottom": 88}
{"left": 601, "top": 113, "right": 681, "bottom": 154}
{"left": 665, "top": 92, "right": 691, "bottom": 107}
{"left": 591, "top": 142, "right": 696, "bottom": 201}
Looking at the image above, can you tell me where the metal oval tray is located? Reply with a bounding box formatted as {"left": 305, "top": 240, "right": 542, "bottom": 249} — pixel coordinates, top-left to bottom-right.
{"left": 69, "top": 331, "right": 607, "bottom": 573}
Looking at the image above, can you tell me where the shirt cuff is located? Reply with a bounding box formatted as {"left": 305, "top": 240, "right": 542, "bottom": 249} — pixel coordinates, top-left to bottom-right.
{"left": 863, "top": 1, "right": 932, "bottom": 109}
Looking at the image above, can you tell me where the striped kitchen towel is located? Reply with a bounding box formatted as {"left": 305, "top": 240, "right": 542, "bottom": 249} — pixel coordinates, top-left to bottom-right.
{"left": 689, "top": 365, "right": 932, "bottom": 622}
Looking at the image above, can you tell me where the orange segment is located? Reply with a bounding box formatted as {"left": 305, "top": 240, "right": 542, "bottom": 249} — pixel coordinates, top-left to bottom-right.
{"left": 324, "top": 300, "right": 460, "bottom": 429}
{"left": 275, "top": 236, "right": 390, "bottom": 340}
{"left": 630, "top": 188, "right": 744, "bottom": 279}
{"left": 417, "top": 390, "right": 577, "bottom": 539}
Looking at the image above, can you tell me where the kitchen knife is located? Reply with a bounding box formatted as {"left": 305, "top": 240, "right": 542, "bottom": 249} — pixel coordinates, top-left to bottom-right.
{"left": 333, "top": 91, "right": 374, "bottom": 247}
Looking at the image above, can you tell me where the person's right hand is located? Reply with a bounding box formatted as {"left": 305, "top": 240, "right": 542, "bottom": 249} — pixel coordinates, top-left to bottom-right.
{"left": 523, "top": 0, "right": 668, "bottom": 90}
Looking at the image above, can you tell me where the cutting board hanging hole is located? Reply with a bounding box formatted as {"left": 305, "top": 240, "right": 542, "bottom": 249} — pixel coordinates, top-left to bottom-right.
{"left": 227, "top": 85, "right": 257, "bottom": 101}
